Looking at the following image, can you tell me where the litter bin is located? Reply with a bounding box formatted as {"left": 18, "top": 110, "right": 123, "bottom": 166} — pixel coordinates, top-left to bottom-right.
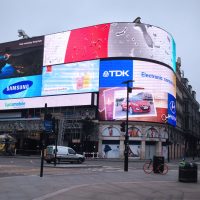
{"left": 153, "top": 156, "right": 164, "bottom": 173}
{"left": 179, "top": 161, "right": 198, "bottom": 183}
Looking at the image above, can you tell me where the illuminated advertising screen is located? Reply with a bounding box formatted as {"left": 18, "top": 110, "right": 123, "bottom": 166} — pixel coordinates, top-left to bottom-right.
{"left": 98, "top": 60, "right": 176, "bottom": 126}
{"left": 65, "top": 24, "right": 110, "bottom": 63}
{"left": 108, "top": 23, "right": 176, "bottom": 71}
{"left": 43, "top": 24, "right": 110, "bottom": 66}
{"left": 43, "top": 31, "right": 71, "bottom": 66}
{"left": 43, "top": 23, "right": 175, "bottom": 71}
{"left": 41, "top": 60, "right": 99, "bottom": 96}
{"left": 0, "top": 75, "right": 42, "bottom": 99}
{"left": 0, "top": 36, "right": 44, "bottom": 79}
{"left": 0, "top": 93, "right": 94, "bottom": 110}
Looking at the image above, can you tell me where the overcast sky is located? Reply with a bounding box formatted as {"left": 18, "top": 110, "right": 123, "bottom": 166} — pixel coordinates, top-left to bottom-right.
{"left": 1, "top": 0, "right": 200, "bottom": 101}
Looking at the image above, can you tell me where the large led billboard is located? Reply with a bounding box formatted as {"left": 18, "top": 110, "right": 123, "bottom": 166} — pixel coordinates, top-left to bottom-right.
{"left": 43, "top": 22, "right": 176, "bottom": 71}
{"left": 108, "top": 23, "right": 176, "bottom": 71}
{"left": 0, "top": 59, "right": 99, "bottom": 101}
{"left": 41, "top": 60, "right": 99, "bottom": 96}
{"left": 0, "top": 36, "right": 44, "bottom": 79}
{"left": 0, "top": 93, "right": 95, "bottom": 110}
{"left": 98, "top": 60, "right": 176, "bottom": 126}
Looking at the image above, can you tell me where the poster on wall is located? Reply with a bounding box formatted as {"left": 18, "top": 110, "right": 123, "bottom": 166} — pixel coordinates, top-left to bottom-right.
{"left": 98, "top": 60, "right": 176, "bottom": 126}
{"left": 0, "top": 36, "right": 44, "bottom": 79}
{"left": 42, "top": 60, "right": 99, "bottom": 96}
{"left": 102, "top": 144, "right": 120, "bottom": 158}
{"left": 101, "top": 125, "right": 121, "bottom": 137}
{"left": 129, "top": 145, "right": 141, "bottom": 158}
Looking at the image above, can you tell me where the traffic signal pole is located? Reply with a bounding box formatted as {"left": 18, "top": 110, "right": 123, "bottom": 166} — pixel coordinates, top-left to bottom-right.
{"left": 54, "top": 118, "right": 58, "bottom": 167}
{"left": 124, "top": 81, "right": 129, "bottom": 172}
{"left": 40, "top": 103, "right": 47, "bottom": 177}
{"left": 122, "top": 80, "right": 134, "bottom": 172}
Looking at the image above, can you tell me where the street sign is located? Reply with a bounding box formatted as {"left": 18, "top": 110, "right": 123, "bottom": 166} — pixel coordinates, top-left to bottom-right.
{"left": 44, "top": 120, "right": 53, "bottom": 132}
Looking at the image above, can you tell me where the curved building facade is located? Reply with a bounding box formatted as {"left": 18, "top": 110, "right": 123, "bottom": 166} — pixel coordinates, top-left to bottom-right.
{"left": 0, "top": 22, "right": 177, "bottom": 159}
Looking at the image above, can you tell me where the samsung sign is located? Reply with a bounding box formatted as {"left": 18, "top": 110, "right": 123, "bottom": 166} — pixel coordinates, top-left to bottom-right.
{"left": 100, "top": 60, "right": 133, "bottom": 87}
{"left": 0, "top": 75, "right": 42, "bottom": 99}
{"left": 3, "top": 81, "right": 33, "bottom": 95}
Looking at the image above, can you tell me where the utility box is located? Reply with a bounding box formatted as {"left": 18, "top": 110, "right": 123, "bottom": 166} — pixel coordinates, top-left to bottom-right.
{"left": 153, "top": 156, "right": 164, "bottom": 173}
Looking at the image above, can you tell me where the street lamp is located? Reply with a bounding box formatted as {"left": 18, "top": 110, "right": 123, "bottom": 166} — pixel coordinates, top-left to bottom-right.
{"left": 122, "top": 80, "right": 134, "bottom": 172}
{"left": 18, "top": 29, "right": 30, "bottom": 39}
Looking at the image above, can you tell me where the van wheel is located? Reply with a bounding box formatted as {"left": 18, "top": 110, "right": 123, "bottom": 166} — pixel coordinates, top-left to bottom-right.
{"left": 77, "top": 158, "right": 83, "bottom": 164}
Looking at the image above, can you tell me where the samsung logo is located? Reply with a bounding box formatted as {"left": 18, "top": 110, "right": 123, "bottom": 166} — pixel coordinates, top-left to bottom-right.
{"left": 3, "top": 81, "right": 33, "bottom": 95}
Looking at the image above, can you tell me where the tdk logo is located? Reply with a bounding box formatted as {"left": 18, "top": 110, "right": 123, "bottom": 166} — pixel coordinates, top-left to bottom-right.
{"left": 100, "top": 60, "right": 133, "bottom": 87}
{"left": 3, "top": 80, "right": 33, "bottom": 95}
{"left": 103, "top": 70, "right": 130, "bottom": 77}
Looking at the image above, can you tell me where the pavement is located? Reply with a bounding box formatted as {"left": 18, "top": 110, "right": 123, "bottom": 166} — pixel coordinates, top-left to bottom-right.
{"left": 0, "top": 157, "right": 200, "bottom": 200}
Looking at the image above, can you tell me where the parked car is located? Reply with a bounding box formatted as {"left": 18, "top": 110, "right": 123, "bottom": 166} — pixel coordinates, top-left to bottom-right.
{"left": 121, "top": 96, "right": 151, "bottom": 114}
{"left": 45, "top": 145, "right": 85, "bottom": 164}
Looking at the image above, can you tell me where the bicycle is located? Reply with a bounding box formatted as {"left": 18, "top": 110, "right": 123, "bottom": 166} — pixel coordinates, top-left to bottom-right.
{"left": 143, "top": 159, "right": 169, "bottom": 175}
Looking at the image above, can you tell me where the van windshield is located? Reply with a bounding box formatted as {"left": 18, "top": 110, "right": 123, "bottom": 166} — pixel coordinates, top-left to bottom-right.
{"left": 68, "top": 148, "right": 76, "bottom": 154}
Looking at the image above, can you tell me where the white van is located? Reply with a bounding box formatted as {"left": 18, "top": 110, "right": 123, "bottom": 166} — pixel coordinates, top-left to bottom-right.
{"left": 45, "top": 145, "right": 85, "bottom": 164}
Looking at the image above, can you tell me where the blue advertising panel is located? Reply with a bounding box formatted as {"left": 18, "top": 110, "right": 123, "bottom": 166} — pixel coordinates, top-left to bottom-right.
{"left": 167, "top": 93, "right": 176, "bottom": 126}
{"left": 99, "top": 60, "right": 133, "bottom": 87}
{"left": 41, "top": 60, "right": 99, "bottom": 96}
{"left": 0, "top": 75, "right": 42, "bottom": 99}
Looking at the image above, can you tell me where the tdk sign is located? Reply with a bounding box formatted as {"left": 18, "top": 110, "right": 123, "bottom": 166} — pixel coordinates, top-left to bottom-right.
{"left": 100, "top": 60, "right": 133, "bottom": 87}
{"left": 3, "top": 81, "right": 33, "bottom": 95}
{"left": 103, "top": 70, "right": 130, "bottom": 77}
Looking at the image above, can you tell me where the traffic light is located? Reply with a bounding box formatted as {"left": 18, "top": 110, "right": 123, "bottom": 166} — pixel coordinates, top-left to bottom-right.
{"left": 120, "top": 121, "right": 126, "bottom": 132}
{"left": 128, "top": 87, "right": 132, "bottom": 93}
{"left": 52, "top": 117, "right": 56, "bottom": 134}
{"left": 44, "top": 113, "right": 52, "bottom": 121}
{"left": 44, "top": 113, "right": 53, "bottom": 133}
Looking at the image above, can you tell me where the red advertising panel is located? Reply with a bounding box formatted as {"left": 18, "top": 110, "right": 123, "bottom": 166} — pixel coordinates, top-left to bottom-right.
{"left": 65, "top": 24, "right": 110, "bottom": 63}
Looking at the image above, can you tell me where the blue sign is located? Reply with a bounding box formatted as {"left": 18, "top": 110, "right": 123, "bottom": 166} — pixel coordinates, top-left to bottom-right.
{"left": 167, "top": 93, "right": 176, "bottom": 126}
{"left": 3, "top": 80, "right": 33, "bottom": 95}
{"left": 44, "top": 120, "right": 53, "bottom": 132}
{"left": 0, "top": 75, "right": 42, "bottom": 99}
{"left": 99, "top": 60, "right": 133, "bottom": 87}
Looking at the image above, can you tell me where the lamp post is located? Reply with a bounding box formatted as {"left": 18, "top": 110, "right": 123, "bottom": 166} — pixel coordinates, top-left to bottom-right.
{"left": 122, "top": 80, "right": 134, "bottom": 172}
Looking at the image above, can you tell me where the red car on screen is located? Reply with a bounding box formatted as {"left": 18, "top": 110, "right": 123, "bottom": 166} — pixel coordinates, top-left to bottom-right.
{"left": 121, "top": 96, "right": 151, "bottom": 114}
